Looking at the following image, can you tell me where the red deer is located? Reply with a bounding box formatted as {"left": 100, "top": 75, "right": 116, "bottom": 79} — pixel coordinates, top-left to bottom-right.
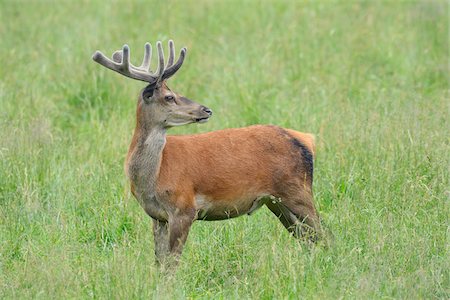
{"left": 92, "top": 40, "right": 321, "bottom": 264}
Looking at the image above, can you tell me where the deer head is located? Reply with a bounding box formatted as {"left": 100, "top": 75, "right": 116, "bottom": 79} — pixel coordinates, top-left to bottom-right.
{"left": 92, "top": 40, "right": 212, "bottom": 128}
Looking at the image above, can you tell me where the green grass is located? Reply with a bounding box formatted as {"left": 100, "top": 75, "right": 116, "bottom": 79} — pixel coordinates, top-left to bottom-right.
{"left": 0, "top": 0, "right": 448, "bottom": 298}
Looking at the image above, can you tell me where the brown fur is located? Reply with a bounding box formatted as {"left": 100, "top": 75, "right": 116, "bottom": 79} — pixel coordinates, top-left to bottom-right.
{"left": 157, "top": 125, "right": 315, "bottom": 212}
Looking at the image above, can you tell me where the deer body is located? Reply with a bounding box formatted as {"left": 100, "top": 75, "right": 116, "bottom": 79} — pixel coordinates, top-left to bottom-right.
{"left": 93, "top": 40, "right": 321, "bottom": 264}
{"left": 128, "top": 123, "right": 316, "bottom": 221}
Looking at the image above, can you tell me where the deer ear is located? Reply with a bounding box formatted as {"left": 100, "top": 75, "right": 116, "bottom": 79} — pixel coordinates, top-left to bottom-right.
{"left": 142, "top": 85, "right": 155, "bottom": 102}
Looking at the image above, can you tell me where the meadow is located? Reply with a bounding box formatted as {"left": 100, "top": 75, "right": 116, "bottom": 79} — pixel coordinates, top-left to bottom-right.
{"left": 0, "top": 1, "right": 448, "bottom": 298}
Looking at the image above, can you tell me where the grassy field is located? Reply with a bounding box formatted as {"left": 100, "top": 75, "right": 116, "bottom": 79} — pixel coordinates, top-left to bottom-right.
{"left": 0, "top": 1, "right": 448, "bottom": 299}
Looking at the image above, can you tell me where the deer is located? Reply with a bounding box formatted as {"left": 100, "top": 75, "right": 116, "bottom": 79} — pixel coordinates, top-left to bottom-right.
{"left": 92, "top": 40, "right": 322, "bottom": 264}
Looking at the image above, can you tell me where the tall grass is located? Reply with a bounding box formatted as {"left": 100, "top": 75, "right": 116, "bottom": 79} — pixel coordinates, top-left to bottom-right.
{"left": 0, "top": 1, "right": 448, "bottom": 298}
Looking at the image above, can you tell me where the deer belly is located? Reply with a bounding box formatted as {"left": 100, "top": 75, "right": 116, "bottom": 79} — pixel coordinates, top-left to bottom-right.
{"left": 195, "top": 194, "right": 269, "bottom": 221}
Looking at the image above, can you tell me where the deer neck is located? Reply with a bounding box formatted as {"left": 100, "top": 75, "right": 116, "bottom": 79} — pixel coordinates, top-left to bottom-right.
{"left": 126, "top": 119, "right": 166, "bottom": 198}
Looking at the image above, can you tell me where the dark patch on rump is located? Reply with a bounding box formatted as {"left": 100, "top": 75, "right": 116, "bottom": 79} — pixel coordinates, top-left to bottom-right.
{"left": 289, "top": 137, "right": 314, "bottom": 181}
{"left": 270, "top": 126, "right": 314, "bottom": 182}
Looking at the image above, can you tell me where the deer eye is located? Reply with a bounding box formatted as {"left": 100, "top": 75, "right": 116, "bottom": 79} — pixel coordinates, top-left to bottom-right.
{"left": 164, "top": 95, "right": 175, "bottom": 102}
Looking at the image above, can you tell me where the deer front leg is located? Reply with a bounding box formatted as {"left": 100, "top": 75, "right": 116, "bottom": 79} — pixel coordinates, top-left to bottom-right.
{"left": 152, "top": 218, "right": 170, "bottom": 265}
{"left": 168, "top": 209, "right": 196, "bottom": 259}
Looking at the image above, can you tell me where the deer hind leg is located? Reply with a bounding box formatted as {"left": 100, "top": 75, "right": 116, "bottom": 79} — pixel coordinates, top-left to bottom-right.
{"left": 266, "top": 193, "right": 321, "bottom": 242}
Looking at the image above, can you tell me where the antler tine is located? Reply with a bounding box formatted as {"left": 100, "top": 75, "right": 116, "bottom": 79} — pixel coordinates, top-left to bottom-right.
{"left": 161, "top": 47, "right": 187, "bottom": 81}
{"left": 92, "top": 50, "right": 120, "bottom": 72}
{"left": 112, "top": 50, "right": 123, "bottom": 63}
{"left": 121, "top": 44, "right": 130, "bottom": 70}
{"left": 167, "top": 40, "right": 175, "bottom": 68}
{"left": 140, "top": 42, "right": 151, "bottom": 71}
{"left": 155, "top": 41, "right": 165, "bottom": 80}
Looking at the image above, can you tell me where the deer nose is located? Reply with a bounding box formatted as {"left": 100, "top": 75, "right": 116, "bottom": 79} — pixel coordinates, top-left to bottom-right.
{"left": 202, "top": 106, "right": 213, "bottom": 115}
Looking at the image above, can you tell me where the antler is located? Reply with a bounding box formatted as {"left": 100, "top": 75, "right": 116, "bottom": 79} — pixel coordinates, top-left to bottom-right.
{"left": 92, "top": 40, "right": 187, "bottom": 85}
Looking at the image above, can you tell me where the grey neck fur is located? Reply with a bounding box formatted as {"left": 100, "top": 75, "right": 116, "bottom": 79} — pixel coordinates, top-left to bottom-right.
{"left": 128, "top": 125, "right": 167, "bottom": 199}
